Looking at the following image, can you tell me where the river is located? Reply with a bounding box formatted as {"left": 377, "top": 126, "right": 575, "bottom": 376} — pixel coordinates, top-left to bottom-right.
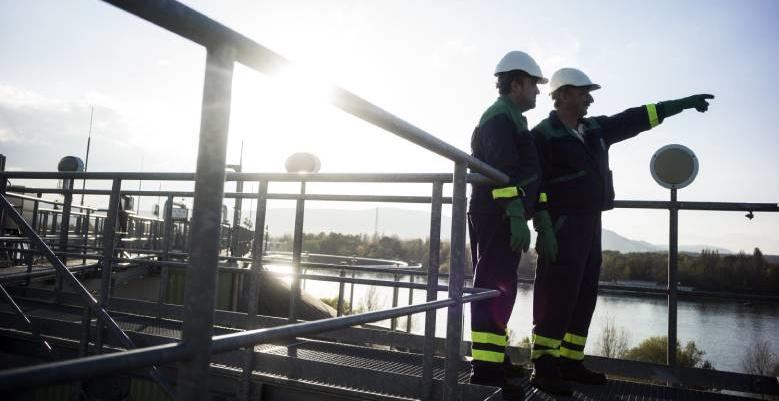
{"left": 283, "top": 267, "right": 779, "bottom": 374}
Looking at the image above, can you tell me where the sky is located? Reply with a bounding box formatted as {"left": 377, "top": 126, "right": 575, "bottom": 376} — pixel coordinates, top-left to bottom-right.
{"left": 1, "top": 0, "right": 778, "bottom": 253}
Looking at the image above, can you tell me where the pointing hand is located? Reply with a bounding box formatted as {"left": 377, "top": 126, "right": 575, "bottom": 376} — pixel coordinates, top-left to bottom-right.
{"left": 659, "top": 94, "right": 715, "bottom": 118}
{"left": 684, "top": 94, "right": 715, "bottom": 112}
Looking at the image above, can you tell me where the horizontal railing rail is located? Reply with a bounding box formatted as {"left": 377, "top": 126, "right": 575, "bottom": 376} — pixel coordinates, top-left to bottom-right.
{"left": 98, "top": 0, "right": 508, "bottom": 185}
{"left": 0, "top": 288, "right": 497, "bottom": 391}
{"left": 1, "top": 0, "right": 776, "bottom": 398}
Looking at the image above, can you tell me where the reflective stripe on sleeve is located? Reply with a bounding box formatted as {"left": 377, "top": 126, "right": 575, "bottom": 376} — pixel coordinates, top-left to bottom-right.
{"left": 563, "top": 332, "right": 587, "bottom": 346}
{"left": 646, "top": 103, "right": 659, "bottom": 128}
{"left": 492, "top": 186, "right": 519, "bottom": 199}
{"left": 472, "top": 331, "right": 507, "bottom": 347}
{"left": 472, "top": 349, "right": 505, "bottom": 363}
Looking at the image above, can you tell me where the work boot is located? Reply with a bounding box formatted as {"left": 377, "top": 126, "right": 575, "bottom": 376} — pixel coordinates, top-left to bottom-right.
{"left": 530, "top": 356, "right": 573, "bottom": 396}
{"left": 559, "top": 359, "right": 607, "bottom": 385}
{"left": 500, "top": 379, "right": 526, "bottom": 401}
{"left": 470, "top": 375, "right": 526, "bottom": 401}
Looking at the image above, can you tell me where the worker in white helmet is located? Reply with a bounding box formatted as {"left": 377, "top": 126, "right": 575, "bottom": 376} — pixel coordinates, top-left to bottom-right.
{"left": 467, "top": 50, "right": 555, "bottom": 400}
{"left": 528, "top": 67, "right": 713, "bottom": 395}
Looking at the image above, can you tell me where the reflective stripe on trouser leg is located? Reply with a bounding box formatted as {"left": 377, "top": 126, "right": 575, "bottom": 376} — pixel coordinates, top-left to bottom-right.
{"left": 472, "top": 330, "right": 507, "bottom": 363}
{"left": 531, "top": 333, "right": 561, "bottom": 360}
{"left": 563, "top": 214, "right": 602, "bottom": 360}
{"left": 468, "top": 212, "right": 520, "bottom": 377}
{"left": 532, "top": 213, "right": 600, "bottom": 362}
{"left": 560, "top": 332, "right": 586, "bottom": 360}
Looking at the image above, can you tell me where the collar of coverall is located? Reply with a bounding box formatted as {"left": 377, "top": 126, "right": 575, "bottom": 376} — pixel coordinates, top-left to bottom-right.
{"left": 548, "top": 110, "right": 589, "bottom": 129}
{"left": 498, "top": 95, "right": 528, "bottom": 126}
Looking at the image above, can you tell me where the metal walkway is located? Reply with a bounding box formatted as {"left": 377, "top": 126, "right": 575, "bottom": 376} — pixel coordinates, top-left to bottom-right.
{"left": 2, "top": 1, "right": 778, "bottom": 400}
{"left": 0, "top": 294, "right": 764, "bottom": 401}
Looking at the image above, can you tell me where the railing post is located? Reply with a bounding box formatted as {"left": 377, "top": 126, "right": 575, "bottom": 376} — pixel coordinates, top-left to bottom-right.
{"left": 41, "top": 213, "right": 49, "bottom": 240}
{"left": 349, "top": 270, "right": 356, "bottom": 314}
{"left": 445, "top": 163, "right": 467, "bottom": 401}
{"left": 157, "top": 195, "right": 174, "bottom": 317}
{"left": 230, "top": 168, "right": 243, "bottom": 258}
{"left": 26, "top": 194, "right": 41, "bottom": 286}
{"left": 95, "top": 179, "right": 122, "bottom": 352}
{"left": 55, "top": 177, "right": 74, "bottom": 301}
{"left": 82, "top": 210, "right": 91, "bottom": 265}
{"left": 177, "top": 43, "right": 236, "bottom": 401}
{"left": 391, "top": 272, "right": 400, "bottom": 331}
{"left": 337, "top": 269, "right": 346, "bottom": 317}
{"left": 239, "top": 180, "right": 267, "bottom": 401}
{"left": 289, "top": 181, "right": 306, "bottom": 323}
{"left": 0, "top": 154, "right": 6, "bottom": 230}
{"left": 668, "top": 188, "right": 678, "bottom": 368}
{"left": 406, "top": 274, "right": 414, "bottom": 333}
{"left": 422, "top": 180, "right": 443, "bottom": 401}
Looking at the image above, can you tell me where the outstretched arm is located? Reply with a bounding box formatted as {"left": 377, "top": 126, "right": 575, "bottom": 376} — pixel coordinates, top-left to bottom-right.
{"left": 600, "top": 94, "right": 715, "bottom": 145}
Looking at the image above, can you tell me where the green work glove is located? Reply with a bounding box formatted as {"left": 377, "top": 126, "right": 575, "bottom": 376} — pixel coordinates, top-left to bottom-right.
{"left": 533, "top": 210, "right": 558, "bottom": 263}
{"left": 660, "top": 94, "right": 715, "bottom": 118}
{"left": 505, "top": 199, "right": 530, "bottom": 253}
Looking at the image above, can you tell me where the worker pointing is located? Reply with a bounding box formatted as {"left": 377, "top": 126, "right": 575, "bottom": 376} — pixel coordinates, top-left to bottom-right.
{"left": 529, "top": 67, "right": 713, "bottom": 395}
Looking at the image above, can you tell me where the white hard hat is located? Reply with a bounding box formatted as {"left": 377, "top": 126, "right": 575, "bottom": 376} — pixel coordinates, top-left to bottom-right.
{"left": 549, "top": 68, "right": 601, "bottom": 93}
{"left": 494, "top": 51, "right": 548, "bottom": 84}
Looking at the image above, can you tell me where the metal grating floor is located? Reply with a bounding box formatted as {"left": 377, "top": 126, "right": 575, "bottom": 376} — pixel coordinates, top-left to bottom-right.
{"left": 0, "top": 298, "right": 767, "bottom": 400}
{"left": 250, "top": 340, "right": 760, "bottom": 401}
{"left": 254, "top": 340, "right": 472, "bottom": 382}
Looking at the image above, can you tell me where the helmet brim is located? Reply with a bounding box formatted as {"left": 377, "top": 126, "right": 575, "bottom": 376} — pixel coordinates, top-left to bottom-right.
{"left": 494, "top": 70, "right": 549, "bottom": 84}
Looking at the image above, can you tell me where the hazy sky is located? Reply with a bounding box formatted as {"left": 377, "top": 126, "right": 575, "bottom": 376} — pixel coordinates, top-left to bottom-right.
{"left": 1, "top": 0, "right": 778, "bottom": 253}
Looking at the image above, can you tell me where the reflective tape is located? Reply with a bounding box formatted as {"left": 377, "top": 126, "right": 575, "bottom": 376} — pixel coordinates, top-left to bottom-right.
{"left": 538, "top": 192, "right": 548, "bottom": 203}
{"left": 472, "top": 331, "right": 507, "bottom": 347}
{"left": 472, "top": 349, "right": 505, "bottom": 363}
{"left": 563, "top": 332, "right": 587, "bottom": 346}
{"left": 532, "top": 334, "right": 561, "bottom": 348}
{"left": 492, "top": 186, "right": 519, "bottom": 199}
{"left": 560, "top": 346, "right": 585, "bottom": 360}
{"left": 531, "top": 349, "right": 560, "bottom": 360}
{"left": 646, "top": 103, "right": 659, "bottom": 128}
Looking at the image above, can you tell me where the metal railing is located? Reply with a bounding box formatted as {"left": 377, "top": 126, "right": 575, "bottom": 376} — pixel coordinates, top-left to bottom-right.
{"left": 1, "top": 0, "right": 778, "bottom": 400}
{"left": 2, "top": 169, "right": 778, "bottom": 398}
{"left": 0, "top": 170, "right": 502, "bottom": 401}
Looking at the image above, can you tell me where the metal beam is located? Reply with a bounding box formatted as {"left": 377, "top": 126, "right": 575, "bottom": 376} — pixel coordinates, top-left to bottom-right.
{"left": 444, "top": 162, "right": 468, "bottom": 401}
{"left": 176, "top": 42, "right": 236, "bottom": 401}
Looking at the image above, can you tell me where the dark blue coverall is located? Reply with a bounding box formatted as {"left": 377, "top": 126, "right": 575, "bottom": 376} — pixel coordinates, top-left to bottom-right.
{"left": 529, "top": 104, "right": 667, "bottom": 367}
{"left": 468, "top": 95, "right": 544, "bottom": 383}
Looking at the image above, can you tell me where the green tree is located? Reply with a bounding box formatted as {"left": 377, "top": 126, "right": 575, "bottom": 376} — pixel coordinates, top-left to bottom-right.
{"left": 623, "top": 336, "right": 713, "bottom": 369}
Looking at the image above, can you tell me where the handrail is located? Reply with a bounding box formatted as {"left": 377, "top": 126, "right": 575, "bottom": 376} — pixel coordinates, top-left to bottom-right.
{"left": 96, "top": 0, "right": 509, "bottom": 185}
{"left": 0, "top": 290, "right": 498, "bottom": 391}
{"left": 4, "top": 191, "right": 99, "bottom": 211}
{"left": 2, "top": 171, "right": 461, "bottom": 182}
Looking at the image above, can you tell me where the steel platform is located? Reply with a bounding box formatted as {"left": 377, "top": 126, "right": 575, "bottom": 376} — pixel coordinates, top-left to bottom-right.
{"left": 0, "top": 295, "right": 764, "bottom": 401}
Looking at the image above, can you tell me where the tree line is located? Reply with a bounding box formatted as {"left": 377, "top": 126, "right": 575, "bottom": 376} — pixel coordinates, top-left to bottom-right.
{"left": 272, "top": 232, "right": 454, "bottom": 272}
{"left": 271, "top": 232, "right": 778, "bottom": 295}
{"left": 600, "top": 248, "right": 779, "bottom": 295}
